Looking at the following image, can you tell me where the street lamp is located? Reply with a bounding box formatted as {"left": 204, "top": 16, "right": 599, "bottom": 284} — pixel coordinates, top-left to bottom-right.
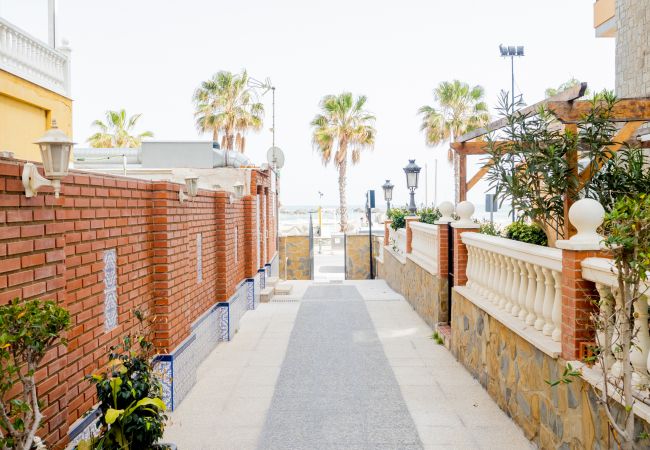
{"left": 403, "top": 160, "right": 421, "bottom": 214}
{"left": 382, "top": 179, "right": 394, "bottom": 213}
{"left": 499, "top": 44, "right": 525, "bottom": 112}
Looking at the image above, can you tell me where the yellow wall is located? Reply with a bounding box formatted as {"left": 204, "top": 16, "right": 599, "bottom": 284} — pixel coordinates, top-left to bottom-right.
{"left": 0, "top": 69, "right": 72, "bottom": 162}
{"left": 593, "top": 0, "right": 616, "bottom": 37}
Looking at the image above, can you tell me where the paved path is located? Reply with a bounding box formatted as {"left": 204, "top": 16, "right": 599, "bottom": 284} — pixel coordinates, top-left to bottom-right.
{"left": 165, "top": 280, "right": 532, "bottom": 450}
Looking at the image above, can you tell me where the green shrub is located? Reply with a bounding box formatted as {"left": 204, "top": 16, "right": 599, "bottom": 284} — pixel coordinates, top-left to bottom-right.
{"left": 388, "top": 208, "right": 408, "bottom": 230}
{"left": 504, "top": 222, "right": 547, "bottom": 246}
{"left": 84, "top": 311, "right": 167, "bottom": 450}
{"left": 0, "top": 299, "right": 70, "bottom": 450}
{"left": 418, "top": 207, "right": 441, "bottom": 224}
{"left": 479, "top": 220, "right": 502, "bottom": 237}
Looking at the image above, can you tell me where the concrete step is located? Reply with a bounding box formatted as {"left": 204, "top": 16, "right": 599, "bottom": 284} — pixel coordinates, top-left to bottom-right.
{"left": 260, "top": 287, "right": 274, "bottom": 303}
{"left": 266, "top": 276, "right": 279, "bottom": 287}
{"left": 274, "top": 283, "right": 293, "bottom": 295}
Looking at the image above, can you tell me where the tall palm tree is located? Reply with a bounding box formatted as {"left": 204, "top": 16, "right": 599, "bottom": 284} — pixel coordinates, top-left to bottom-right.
{"left": 87, "top": 109, "right": 153, "bottom": 148}
{"left": 311, "top": 93, "right": 376, "bottom": 232}
{"left": 418, "top": 80, "right": 489, "bottom": 202}
{"left": 193, "top": 70, "right": 265, "bottom": 153}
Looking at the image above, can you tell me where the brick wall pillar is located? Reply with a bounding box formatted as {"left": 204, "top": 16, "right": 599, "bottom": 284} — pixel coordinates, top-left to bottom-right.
{"left": 383, "top": 221, "right": 392, "bottom": 246}
{"left": 450, "top": 224, "right": 479, "bottom": 286}
{"left": 405, "top": 217, "right": 419, "bottom": 254}
{"left": 243, "top": 195, "right": 258, "bottom": 278}
{"left": 436, "top": 222, "right": 449, "bottom": 279}
{"left": 557, "top": 248, "right": 603, "bottom": 360}
{"left": 556, "top": 198, "right": 606, "bottom": 360}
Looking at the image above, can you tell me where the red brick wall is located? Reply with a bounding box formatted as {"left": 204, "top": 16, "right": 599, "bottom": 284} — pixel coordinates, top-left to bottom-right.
{"left": 0, "top": 158, "right": 275, "bottom": 448}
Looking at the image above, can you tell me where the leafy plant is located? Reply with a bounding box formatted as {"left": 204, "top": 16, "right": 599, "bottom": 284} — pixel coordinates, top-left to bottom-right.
{"left": 87, "top": 109, "right": 154, "bottom": 148}
{"left": 418, "top": 207, "right": 441, "bottom": 225}
{"left": 504, "top": 222, "right": 547, "bottom": 246}
{"left": 544, "top": 362, "right": 581, "bottom": 387}
{"left": 0, "top": 298, "right": 70, "bottom": 450}
{"left": 592, "top": 194, "right": 650, "bottom": 450}
{"left": 83, "top": 311, "right": 167, "bottom": 450}
{"left": 431, "top": 332, "right": 444, "bottom": 345}
{"left": 388, "top": 208, "right": 409, "bottom": 230}
{"left": 485, "top": 91, "right": 624, "bottom": 246}
{"left": 478, "top": 220, "right": 501, "bottom": 237}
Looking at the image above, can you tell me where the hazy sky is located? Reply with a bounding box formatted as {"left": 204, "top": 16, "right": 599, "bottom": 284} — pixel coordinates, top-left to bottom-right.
{"left": 1, "top": 0, "right": 615, "bottom": 207}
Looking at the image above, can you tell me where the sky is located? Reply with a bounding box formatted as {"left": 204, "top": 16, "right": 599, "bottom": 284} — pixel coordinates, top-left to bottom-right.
{"left": 1, "top": 0, "right": 615, "bottom": 208}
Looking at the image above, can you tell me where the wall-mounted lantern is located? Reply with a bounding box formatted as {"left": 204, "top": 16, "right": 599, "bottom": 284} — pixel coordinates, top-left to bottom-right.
{"left": 23, "top": 120, "right": 74, "bottom": 198}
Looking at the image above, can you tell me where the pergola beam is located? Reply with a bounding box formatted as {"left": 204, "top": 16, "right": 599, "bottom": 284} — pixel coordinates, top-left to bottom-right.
{"left": 547, "top": 98, "right": 650, "bottom": 123}
{"left": 455, "top": 82, "right": 588, "bottom": 143}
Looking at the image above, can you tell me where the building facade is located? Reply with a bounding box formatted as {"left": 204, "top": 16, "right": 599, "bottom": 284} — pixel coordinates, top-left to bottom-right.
{"left": 0, "top": 8, "right": 72, "bottom": 161}
{"left": 594, "top": 0, "right": 650, "bottom": 97}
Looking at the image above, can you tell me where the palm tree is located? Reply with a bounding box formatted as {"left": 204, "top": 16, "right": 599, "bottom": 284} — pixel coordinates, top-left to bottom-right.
{"left": 418, "top": 80, "right": 489, "bottom": 202}
{"left": 87, "top": 109, "right": 153, "bottom": 148}
{"left": 193, "top": 70, "right": 265, "bottom": 153}
{"left": 311, "top": 93, "right": 376, "bottom": 232}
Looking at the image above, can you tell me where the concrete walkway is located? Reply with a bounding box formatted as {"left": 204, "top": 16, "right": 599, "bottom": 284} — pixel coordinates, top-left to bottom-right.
{"left": 164, "top": 280, "right": 533, "bottom": 450}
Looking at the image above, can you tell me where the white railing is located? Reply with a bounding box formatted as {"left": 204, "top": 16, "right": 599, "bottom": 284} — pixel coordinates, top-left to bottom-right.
{"left": 388, "top": 227, "right": 406, "bottom": 259}
{"left": 461, "top": 232, "right": 563, "bottom": 342}
{"left": 0, "top": 17, "right": 70, "bottom": 97}
{"left": 582, "top": 257, "right": 650, "bottom": 390}
{"left": 408, "top": 222, "right": 438, "bottom": 275}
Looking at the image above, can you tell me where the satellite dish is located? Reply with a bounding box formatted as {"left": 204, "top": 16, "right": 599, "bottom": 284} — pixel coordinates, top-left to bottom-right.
{"left": 266, "top": 146, "right": 285, "bottom": 169}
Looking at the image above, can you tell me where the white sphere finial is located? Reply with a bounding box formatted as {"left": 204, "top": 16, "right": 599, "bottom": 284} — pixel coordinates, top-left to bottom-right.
{"left": 454, "top": 201, "right": 475, "bottom": 226}
{"left": 437, "top": 201, "right": 455, "bottom": 223}
{"left": 568, "top": 198, "right": 605, "bottom": 244}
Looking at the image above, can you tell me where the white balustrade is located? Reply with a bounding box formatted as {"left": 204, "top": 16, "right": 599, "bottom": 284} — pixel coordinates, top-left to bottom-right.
{"left": 387, "top": 227, "right": 407, "bottom": 259}
{"left": 408, "top": 222, "right": 439, "bottom": 275}
{"left": 460, "top": 232, "right": 563, "bottom": 342}
{"left": 0, "top": 17, "right": 71, "bottom": 97}
{"left": 582, "top": 257, "right": 650, "bottom": 389}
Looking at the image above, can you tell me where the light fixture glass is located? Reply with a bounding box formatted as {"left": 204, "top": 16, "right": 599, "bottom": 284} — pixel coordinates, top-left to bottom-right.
{"left": 24, "top": 120, "right": 74, "bottom": 198}
{"left": 233, "top": 182, "right": 245, "bottom": 198}
{"left": 382, "top": 179, "right": 394, "bottom": 201}
{"left": 185, "top": 177, "right": 199, "bottom": 197}
{"left": 403, "top": 160, "right": 421, "bottom": 190}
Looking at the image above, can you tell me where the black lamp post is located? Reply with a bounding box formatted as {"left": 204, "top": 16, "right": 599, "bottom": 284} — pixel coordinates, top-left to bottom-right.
{"left": 382, "top": 179, "right": 394, "bottom": 214}
{"left": 403, "top": 160, "right": 421, "bottom": 213}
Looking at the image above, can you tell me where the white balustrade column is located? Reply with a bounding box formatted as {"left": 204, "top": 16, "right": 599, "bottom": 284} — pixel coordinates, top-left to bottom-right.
{"left": 524, "top": 262, "right": 537, "bottom": 326}
{"left": 487, "top": 252, "right": 499, "bottom": 304}
{"left": 508, "top": 257, "right": 520, "bottom": 315}
{"left": 632, "top": 294, "right": 650, "bottom": 387}
{"left": 498, "top": 254, "right": 509, "bottom": 309}
{"left": 551, "top": 270, "right": 562, "bottom": 342}
{"left": 517, "top": 260, "right": 528, "bottom": 321}
{"left": 542, "top": 268, "right": 555, "bottom": 336}
{"left": 595, "top": 283, "right": 615, "bottom": 371}
{"left": 533, "top": 266, "right": 546, "bottom": 331}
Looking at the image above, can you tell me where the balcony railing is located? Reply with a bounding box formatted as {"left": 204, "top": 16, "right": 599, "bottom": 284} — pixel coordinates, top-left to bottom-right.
{"left": 582, "top": 257, "right": 650, "bottom": 393}
{"left": 408, "top": 222, "right": 438, "bottom": 275}
{"left": 0, "top": 17, "right": 70, "bottom": 97}
{"left": 461, "top": 232, "right": 563, "bottom": 342}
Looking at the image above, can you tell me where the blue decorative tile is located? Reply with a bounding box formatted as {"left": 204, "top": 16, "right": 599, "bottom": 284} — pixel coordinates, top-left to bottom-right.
{"left": 153, "top": 357, "right": 173, "bottom": 410}
{"left": 247, "top": 279, "right": 255, "bottom": 310}
{"left": 67, "top": 408, "right": 101, "bottom": 449}
{"left": 259, "top": 268, "right": 266, "bottom": 289}
{"left": 104, "top": 289, "right": 118, "bottom": 331}
{"left": 103, "top": 249, "right": 118, "bottom": 331}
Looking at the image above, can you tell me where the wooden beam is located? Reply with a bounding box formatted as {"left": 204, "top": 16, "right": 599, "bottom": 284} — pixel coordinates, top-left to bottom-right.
{"left": 455, "top": 82, "right": 588, "bottom": 143}
{"left": 458, "top": 154, "right": 467, "bottom": 202}
{"left": 578, "top": 121, "right": 645, "bottom": 188}
{"left": 547, "top": 98, "right": 650, "bottom": 123}
{"left": 564, "top": 124, "right": 578, "bottom": 239}
{"left": 450, "top": 141, "right": 513, "bottom": 155}
{"left": 466, "top": 163, "right": 491, "bottom": 192}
